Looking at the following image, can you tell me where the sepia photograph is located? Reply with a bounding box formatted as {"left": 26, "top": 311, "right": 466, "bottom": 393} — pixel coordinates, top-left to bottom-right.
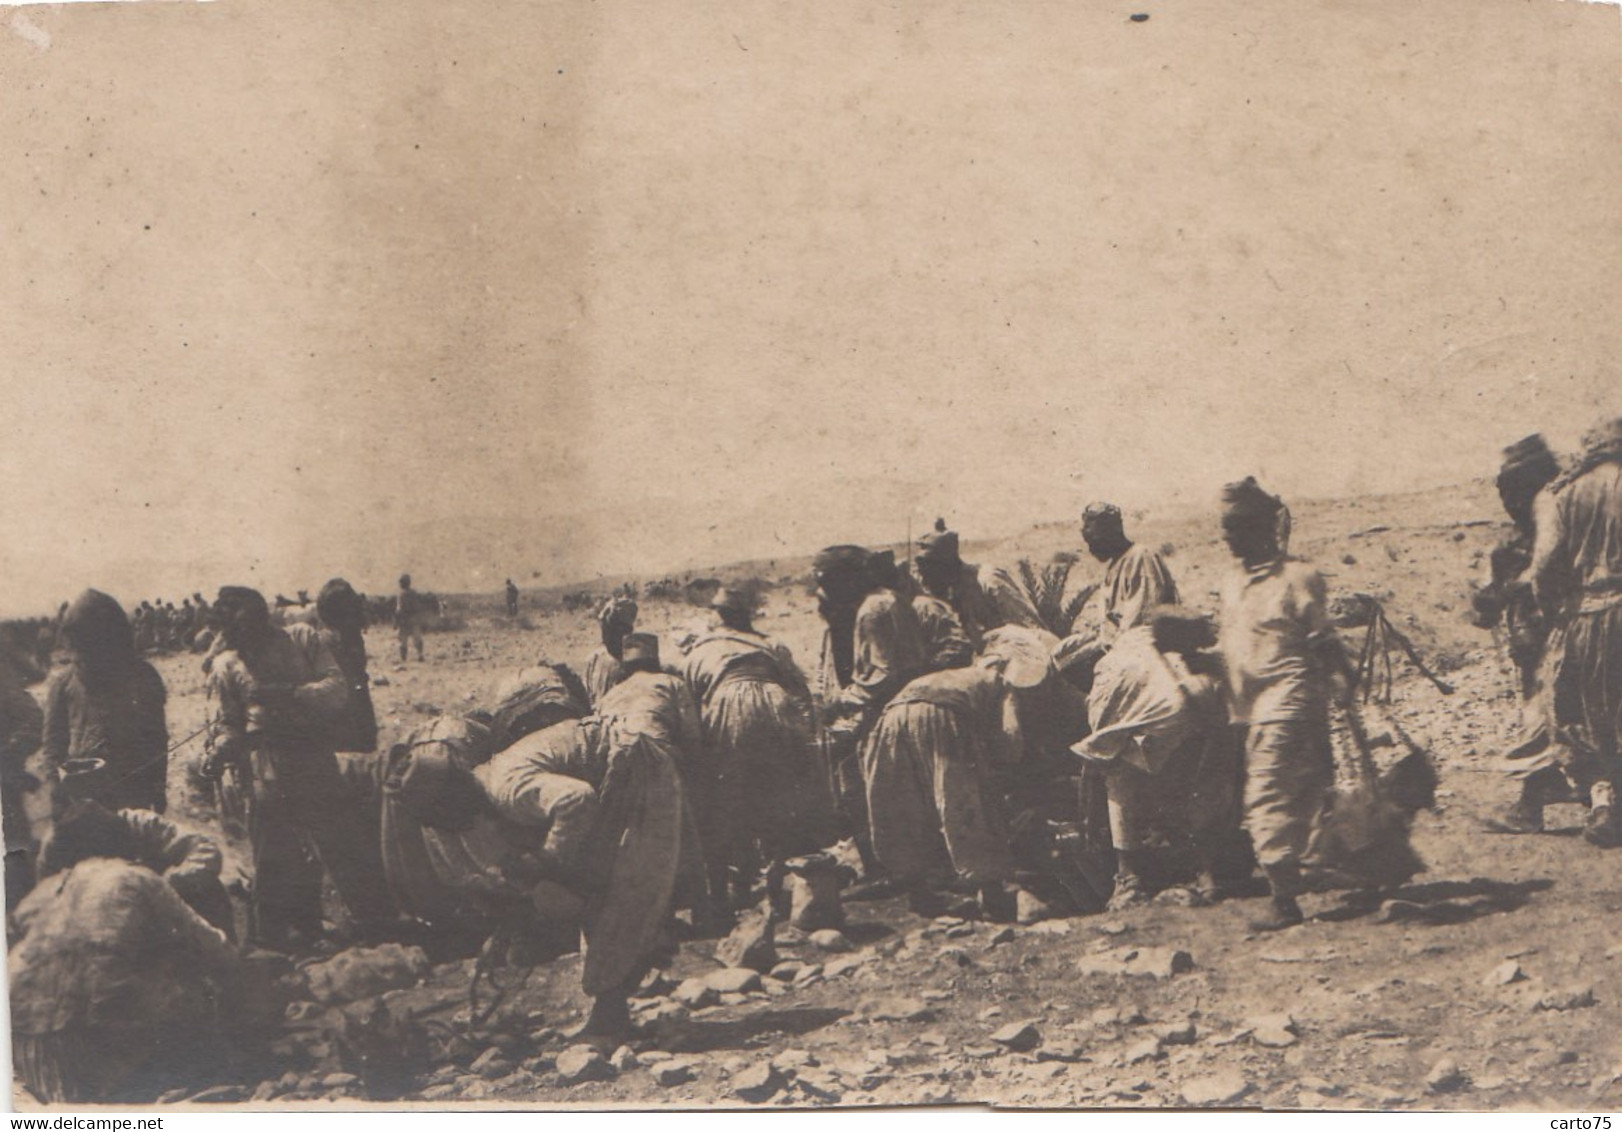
{"left": 2, "top": 0, "right": 1620, "bottom": 1114}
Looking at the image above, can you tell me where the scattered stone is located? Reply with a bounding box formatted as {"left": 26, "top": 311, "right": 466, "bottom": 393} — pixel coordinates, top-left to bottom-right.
{"left": 1036, "top": 1040, "right": 1088, "bottom": 1063}
{"left": 1124, "top": 1038, "right": 1163, "bottom": 1065}
{"left": 1300, "top": 1075, "right": 1340, "bottom": 1096}
{"left": 946, "top": 923, "right": 975, "bottom": 939}
{"left": 978, "top": 1006, "right": 1004, "bottom": 1021}
{"left": 715, "top": 904, "right": 778, "bottom": 973}
{"left": 673, "top": 978, "right": 720, "bottom": 1009}
{"left": 1250, "top": 1013, "right": 1300, "bottom": 1048}
{"left": 1157, "top": 1020, "right": 1197, "bottom": 1046}
{"left": 610, "top": 1045, "right": 640, "bottom": 1072}
{"left": 934, "top": 915, "right": 967, "bottom": 928}
{"left": 937, "top": 946, "right": 973, "bottom": 968}
{"left": 321, "top": 1072, "right": 361, "bottom": 1090}
{"left": 866, "top": 996, "right": 936, "bottom": 1023}
{"left": 809, "top": 929, "right": 855, "bottom": 953}
{"left": 302, "top": 944, "right": 432, "bottom": 1006}
{"left": 732, "top": 1063, "right": 785, "bottom": 1104}
{"left": 991, "top": 1021, "right": 1042, "bottom": 1052}
{"left": 1076, "top": 946, "right": 1193, "bottom": 979}
{"left": 187, "top": 1085, "right": 250, "bottom": 1104}
{"left": 824, "top": 954, "right": 869, "bottom": 978}
{"left": 639, "top": 1050, "right": 674, "bottom": 1063}
{"left": 988, "top": 926, "right": 1017, "bottom": 947}
{"left": 1027, "top": 919, "right": 1073, "bottom": 936}
{"left": 638, "top": 999, "right": 688, "bottom": 1025}
{"left": 963, "top": 1044, "right": 1003, "bottom": 1059}
{"left": 1425, "top": 1057, "right": 1469, "bottom": 1094}
{"left": 1097, "top": 921, "right": 1130, "bottom": 936}
{"left": 793, "top": 1068, "right": 845, "bottom": 1102}
{"left": 284, "top": 1000, "right": 324, "bottom": 1023}
{"left": 921, "top": 989, "right": 952, "bottom": 1003}
{"left": 792, "top": 963, "right": 824, "bottom": 985}
{"left": 555, "top": 1044, "right": 615, "bottom": 1084}
{"left": 772, "top": 1049, "right": 819, "bottom": 1072}
{"left": 1483, "top": 960, "right": 1525, "bottom": 987}
{"left": 703, "top": 966, "right": 763, "bottom": 995}
{"left": 1181, "top": 1071, "right": 1251, "bottom": 1107}
{"left": 1535, "top": 987, "right": 1597, "bottom": 1012}
{"left": 420, "top": 1083, "right": 458, "bottom": 1101}
{"left": 250, "top": 1080, "right": 281, "bottom": 1102}
{"left": 785, "top": 855, "right": 845, "bottom": 931}
{"left": 769, "top": 960, "right": 803, "bottom": 982}
{"left": 719, "top": 992, "right": 749, "bottom": 1007}
{"left": 654, "top": 1061, "right": 697, "bottom": 1088}
{"left": 470, "top": 1048, "right": 512, "bottom": 1080}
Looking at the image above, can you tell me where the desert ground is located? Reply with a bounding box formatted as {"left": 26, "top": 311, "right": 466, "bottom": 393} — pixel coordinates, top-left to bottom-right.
{"left": 53, "top": 477, "right": 1614, "bottom": 1112}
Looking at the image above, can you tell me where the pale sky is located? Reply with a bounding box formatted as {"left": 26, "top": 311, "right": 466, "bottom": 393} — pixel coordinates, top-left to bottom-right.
{"left": 3, "top": 0, "right": 1619, "bottom": 616}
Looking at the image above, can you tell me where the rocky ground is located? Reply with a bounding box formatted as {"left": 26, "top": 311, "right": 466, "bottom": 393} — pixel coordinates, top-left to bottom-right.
{"left": 91, "top": 480, "right": 1622, "bottom": 1110}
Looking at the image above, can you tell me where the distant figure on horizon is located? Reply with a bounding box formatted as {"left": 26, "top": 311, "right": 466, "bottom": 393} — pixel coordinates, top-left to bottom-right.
{"left": 396, "top": 574, "right": 426, "bottom": 664}
{"left": 505, "top": 578, "right": 520, "bottom": 620}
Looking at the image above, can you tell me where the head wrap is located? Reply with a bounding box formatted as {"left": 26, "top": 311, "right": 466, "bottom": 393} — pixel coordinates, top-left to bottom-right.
{"left": 1081, "top": 502, "right": 1124, "bottom": 531}
{"left": 1221, "top": 477, "right": 1284, "bottom": 522}
{"left": 916, "top": 518, "right": 961, "bottom": 565}
{"left": 621, "top": 632, "right": 660, "bottom": 665}
{"left": 813, "top": 545, "right": 870, "bottom": 578}
{"left": 1581, "top": 416, "right": 1622, "bottom": 465}
{"left": 399, "top": 574, "right": 412, "bottom": 589}
{"left": 596, "top": 595, "right": 639, "bottom": 629}
{"left": 710, "top": 586, "right": 753, "bottom": 614}
{"left": 317, "top": 578, "right": 365, "bottom": 632}
{"left": 1148, "top": 607, "right": 1217, "bottom": 654}
{"left": 216, "top": 585, "right": 269, "bottom": 619}
{"left": 59, "top": 589, "right": 135, "bottom": 665}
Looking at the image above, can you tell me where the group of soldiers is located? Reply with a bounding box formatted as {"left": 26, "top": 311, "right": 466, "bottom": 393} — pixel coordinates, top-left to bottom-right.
{"left": 3, "top": 411, "right": 1620, "bottom": 1105}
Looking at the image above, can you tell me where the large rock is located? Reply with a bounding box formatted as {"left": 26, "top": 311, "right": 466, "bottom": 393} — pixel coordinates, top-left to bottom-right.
{"left": 786, "top": 861, "right": 845, "bottom": 932}
{"left": 1426, "top": 1057, "right": 1469, "bottom": 1094}
{"left": 715, "top": 904, "right": 778, "bottom": 973}
{"left": 302, "top": 944, "right": 432, "bottom": 1006}
{"left": 654, "top": 1060, "right": 697, "bottom": 1088}
{"left": 864, "top": 996, "right": 936, "bottom": 1023}
{"left": 1181, "top": 1072, "right": 1252, "bottom": 1107}
{"left": 732, "top": 1062, "right": 785, "bottom": 1104}
{"left": 809, "top": 929, "right": 855, "bottom": 953}
{"left": 990, "top": 1021, "right": 1042, "bottom": 1052}
{"left": 555, "top": 1045, "right": 616, "bottom": 1085}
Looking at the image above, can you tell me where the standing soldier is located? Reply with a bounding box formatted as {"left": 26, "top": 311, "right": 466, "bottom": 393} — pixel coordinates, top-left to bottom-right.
{"left": 505, "top": 579, "right": 520, "bottom": 620}
{"left": 1218, "top": 478, "right": 1348, "bottom": 932}
{"left": 814, "top": 547, "right": 926, "bottom": 876}
{"left": 396, "top": 574, "right": 426, "bottom": 664}
{"left": 1532, "top": 415, "right": 1622, "bottom": 846}
{"left": 201, "top": 586, "right": 387, "bottom": 950}
{"left": 1473, "top": 435, "right": 1568, "bottom": 832}
{"left": 1082, "top": 502, "right": 1181, "bottom": 642}
{"left": 314, "top": 578, "right": 379, "bottom": 754}
{"left": 583, "top": 595, "right": 638, "bottom": 709}
{"left": 42, "top": 590, "right": 169, "bottom": 815}
{"left": 913, "top": 519, "right": 1045, "bottom": 652}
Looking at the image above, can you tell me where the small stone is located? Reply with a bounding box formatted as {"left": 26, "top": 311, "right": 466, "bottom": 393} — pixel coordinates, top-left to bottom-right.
{"left": 978, "top": 1006, "right": 1004, "bottom": 1021}
{"left": 1124, "top": 1038, "right": 1163, "bottom": 1065}
{"left": 946, "top": 923, "right": 975, "bottom": 938}
{"left": 921, "top": 988, "right": 952, "bottom": 1003}
{"left": 866, "top": 996, "right": 935, "bottom": 1023}
{"left": 824, "top": 954, "right": 869, "bottom": 978}
{"left": 1250, "top": 1013, "right": 1300, "bottom": 1048}
{"left": 1535, "top": 987, "right": 1597, "bottom": 1012}
{"left": 639, "top": 1049, "right": 674, "bottom": 1063}
{"left": 470, "top": 1048, "right": 512, "bottom": 1079}
{"left": 610, "top": 1045, "right": 640, "bottom": 1072}
{"left": 420, "top": 1083, "right": 458, "bottom": 1100}
{"left": 251, "top": 1080, "right": 280, "bottom": 1102}
{"left": 793, "top": 1068, "right": 844, "bottom": 1101}
{"left": 772, "top": 1048, "right": 819, "bottom": 1072}
{"left": 963, "top": 1044, "right": 1002, "bottom": 1059}
{"left": 673, "top": 978, "right": 720, "bottom": 1009}
{"left": 1097, "top": 920, "right": 1130, "bottom": 936}
{"left": 719, "top": 992, "right": 749, "bottom": 1007}
{"left": 792, "top": 963, "right": 824, "bottom": 985}
{"left": 988, "top": 926, "right": 1017, "bottom": 947}
{"left": 1181, "top": 1071, "right": 1251, "bottom": 1107}
{"left": 809, "top": 929, "right": 855, "bottom": 953}
{"left": 991, "top": 1021, "right": 1042, "bottom": 1052}
{"left": 321, "top": 1072, "right": 361, "bottom": 1090}
{"left": 1027, "top": 919, "right": 1073, "bottom": 936}
{"left": 715, "top": 904, "right": 778, "bottom": 973}
{"left": 1300, "top": 1076, "right": 1340, "bottom": 1096}
{"left": 703, "top": 966, "right": 764, "bottom": 994}
{"left": 555, "top": 1044, "right": 615, "bottom": 1084}
{"left": 770, "top": 960, "right": 803, "bottom": 982}
{"left": 654, "top": 1060, "right": 697, "bottom": 1087}
{"left": 1425, "top": 1057, "right": 1469, "bottom": 1094}
{"left": 186, "top": 1085, "right": 251, "bottom": 1104}
{"left": 937, "top": 946, "right": 973, "bottom": 967}
{"left": 1483, "top": 961, "right": 1525, "bottom": 987}
{"left": 1036, "top": 1040, "right": 1088, "bottom": 1063}
{"left": 732, "top": 1062, "right": 785, "bottom": 1103}
{"left": 1157, "top": 1020, "right": 1197, "bottom": 1046}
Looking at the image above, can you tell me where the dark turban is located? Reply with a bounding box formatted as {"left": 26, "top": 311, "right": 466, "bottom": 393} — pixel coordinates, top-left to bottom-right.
{"left": 1221, "top": 477, "right": 1284, "bottom": 522}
